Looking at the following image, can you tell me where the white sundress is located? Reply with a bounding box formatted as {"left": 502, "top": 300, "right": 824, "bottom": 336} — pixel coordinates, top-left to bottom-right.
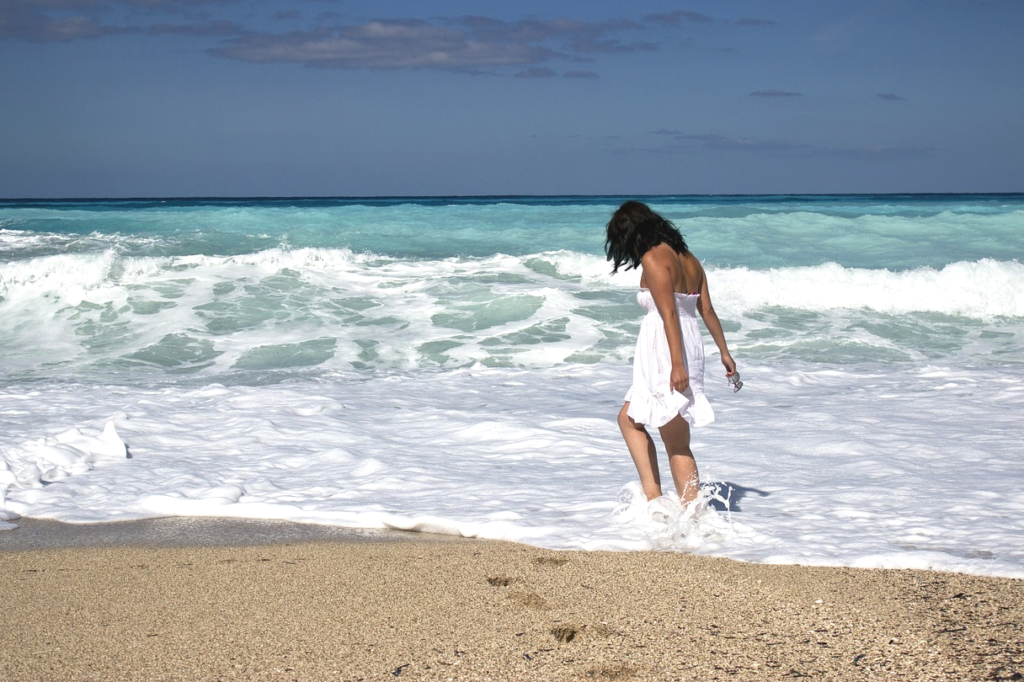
{"left": 624, "top": 289, "right": 715, "bottom": 428}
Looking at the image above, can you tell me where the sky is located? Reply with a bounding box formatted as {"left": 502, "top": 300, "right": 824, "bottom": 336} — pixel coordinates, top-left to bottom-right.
{"left": 1, "top": 0, "right": 1022, "bottom": 197}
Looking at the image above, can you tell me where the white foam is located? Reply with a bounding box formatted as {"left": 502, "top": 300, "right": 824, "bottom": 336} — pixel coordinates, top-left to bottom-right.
{"left": 2, "top": 362, "right": 1023, "bottom": 578}
{"left": 545, "top": 254, "right": 1024, "bottom": 319}
{"left": 2, "top": 250, "right": 1021, "bottom": 384}
{"left": 4, "top": 249, "right": 1021, "bottom": 319}
{"left": 712, "top": 259, "right": 1024, "bottom": 319}
{"left": 1, "top": 420, "right": 127, "bottom": 528}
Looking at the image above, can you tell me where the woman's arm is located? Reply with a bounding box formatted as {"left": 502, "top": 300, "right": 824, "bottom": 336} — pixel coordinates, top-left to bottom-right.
{"left": 641, "top": 246, "right": 689, "bottom": 394}
{"left": 696, "top": 261, "right": 737, "bottom": 377}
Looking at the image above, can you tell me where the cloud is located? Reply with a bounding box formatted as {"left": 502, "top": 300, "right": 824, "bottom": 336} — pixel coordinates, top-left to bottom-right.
{"left": 877, "top": 93, "right": 906, "bottom": 101}
{"left": 516, "top": 67, "right": 556, "bottom": 78}
{"left": 645, "top": 129, "right": 807, "bottom": 152}
{"left": 827, "top": 144, "right": 932, "bottom": 158}
{"left": 8, "top": 0, "right": 213, "bottom": 7}
{"left": 149, "top": 20, "right": 247, "bottom": 37}
{"left": 455, "top": 16, "right": 641, "bottom": 43}
{"left": 0, "top": 0, "right": 223, "bottom": 42}
{"left": 209, "top": 20, "right": 559, "bottom": 69}
{"left": 641, "top": 129, "right": 931, "bottom": 158}
{"left": 449, "top": 15, "right": 655, "bottom": 57}
{"left": 2, "top": 4, "right": 653, "bottom": 66}
{"left": 0, "top": 5, "right": 766, "bottom": 77}
{"left": 668, "top": 133, "right": 809, "bottom": 152}
{"left": 0, "top": 6, "right": 134, "bottom": 41}
{"left": 749, "top": 89, "right": 803, "bottom": 97}
{"left": 644, "top": 10, "right": 714, "bottom": 26}
{"left": 206, "top": 16, "right": 657, "bottom": 71}
{"left": 569, "top": 38, "right": 657, "bottom": 53}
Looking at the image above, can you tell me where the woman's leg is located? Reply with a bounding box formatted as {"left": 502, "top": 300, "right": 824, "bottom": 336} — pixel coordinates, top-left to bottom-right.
{"left": 658, "top": 415, "right": 699, "bottom": 504}
{"left": 617, "top": 403, "right": 662, "bottom": 500}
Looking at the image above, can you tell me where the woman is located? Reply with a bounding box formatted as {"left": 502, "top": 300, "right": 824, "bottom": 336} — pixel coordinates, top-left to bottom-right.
{"left": 605, "top": 201, "right": 736, "bottom": 506}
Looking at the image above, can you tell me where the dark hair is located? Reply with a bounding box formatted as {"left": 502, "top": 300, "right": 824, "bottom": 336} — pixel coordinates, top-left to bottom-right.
{"left": 605, "top": 201, "right": 688, "bottom": 273}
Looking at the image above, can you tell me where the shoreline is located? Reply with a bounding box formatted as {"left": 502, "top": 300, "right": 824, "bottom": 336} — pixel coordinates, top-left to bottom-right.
{"left": 0, "top": 516, "right": 457, "bottom": 552}
{"left": 4, "top": 533, "right": 1022, "bottom": 680}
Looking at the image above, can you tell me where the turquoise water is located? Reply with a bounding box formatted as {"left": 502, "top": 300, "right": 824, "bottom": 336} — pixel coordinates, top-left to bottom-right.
{"left": 3, "top": 194, "right": 1021, "bottom": 266}
{"left": 1, "top": 194, "right": 1022, "bottom": 384}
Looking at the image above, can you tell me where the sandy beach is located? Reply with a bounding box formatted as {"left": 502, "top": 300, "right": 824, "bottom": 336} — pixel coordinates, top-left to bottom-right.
{"left": 3, "top": 524, "right": 1022, "bottom": 681}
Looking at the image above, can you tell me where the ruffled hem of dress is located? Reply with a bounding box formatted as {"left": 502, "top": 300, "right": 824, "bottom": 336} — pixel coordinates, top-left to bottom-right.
{"left": 624, "top": 386, "right": 715, "bottom": 429}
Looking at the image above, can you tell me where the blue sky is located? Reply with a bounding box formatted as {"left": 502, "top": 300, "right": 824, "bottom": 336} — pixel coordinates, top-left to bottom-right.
{"left": 1, "top": 0, "right": 1021, "bottom": 197}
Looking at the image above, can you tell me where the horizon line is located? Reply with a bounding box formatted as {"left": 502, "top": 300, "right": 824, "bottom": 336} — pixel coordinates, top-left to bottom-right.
{"left": 3, "top": 191, "right": 1022, "bottom": 203}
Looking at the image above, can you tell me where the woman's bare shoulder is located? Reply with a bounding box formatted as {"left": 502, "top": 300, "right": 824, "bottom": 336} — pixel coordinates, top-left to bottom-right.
{"left": 640, "top": 244, "right": 682, "bottom": 289}
{"left": 646, "top": 242, "right": 678, "bottom": 257}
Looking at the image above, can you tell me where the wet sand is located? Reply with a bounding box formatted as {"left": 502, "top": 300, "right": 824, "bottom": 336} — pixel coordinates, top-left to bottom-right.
{"left": 0, "top": 517, "right": 444, "bottom": 551}
{"left": 2, "top": 525, "right": 1022, "bottom": 680}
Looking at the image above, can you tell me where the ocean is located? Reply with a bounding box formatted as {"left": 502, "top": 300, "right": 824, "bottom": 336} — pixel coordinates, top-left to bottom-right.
{"left": 1, "top": 195, "right": 1022, "bottom": 577}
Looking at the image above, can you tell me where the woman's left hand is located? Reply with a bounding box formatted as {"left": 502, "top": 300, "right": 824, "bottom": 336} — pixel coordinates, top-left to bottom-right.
{"left": 721, "top": 351, "right": 737, "bottom": 377}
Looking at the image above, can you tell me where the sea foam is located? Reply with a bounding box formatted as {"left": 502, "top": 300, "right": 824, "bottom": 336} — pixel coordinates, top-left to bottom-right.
{"left": 2, "top": 362, "right": 1022, "bottom": 578}
{"left": 2, "top": 250, "right": 1021, "bottom": 383}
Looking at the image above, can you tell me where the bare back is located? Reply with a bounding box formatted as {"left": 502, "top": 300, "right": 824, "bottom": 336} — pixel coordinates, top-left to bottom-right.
{"left": 639, "top": 245, "right": 704, "bottom": 295}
